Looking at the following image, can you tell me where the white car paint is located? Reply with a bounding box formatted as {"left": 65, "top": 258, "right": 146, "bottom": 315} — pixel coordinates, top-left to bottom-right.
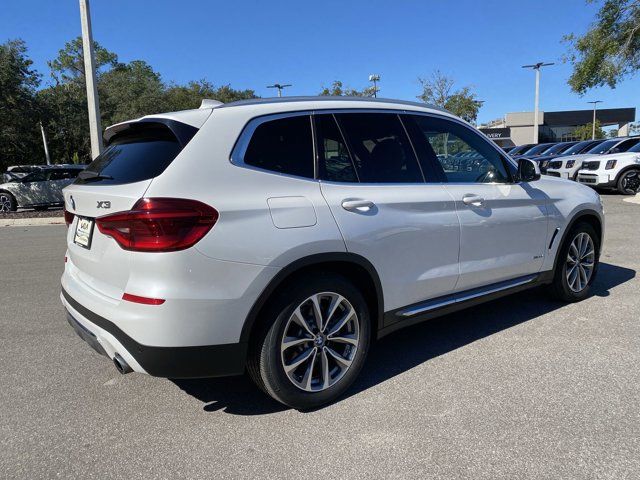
{"left": 59, "top": 97, "right": 604, "bottom": 379}
{"left": 576, "top": 150, "right": 640, "bottom": 190}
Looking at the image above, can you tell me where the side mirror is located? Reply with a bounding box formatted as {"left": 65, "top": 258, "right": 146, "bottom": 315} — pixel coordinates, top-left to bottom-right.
{"left": 517, "top": 158, "right": 541, "bottom": 182}
{"left": 609, "top": 147, "right": 621, "bottom": 154}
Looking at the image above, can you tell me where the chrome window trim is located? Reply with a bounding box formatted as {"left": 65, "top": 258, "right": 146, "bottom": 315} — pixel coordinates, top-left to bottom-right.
{"left": 230, "top": 107, "right": 518, "bottom": 185}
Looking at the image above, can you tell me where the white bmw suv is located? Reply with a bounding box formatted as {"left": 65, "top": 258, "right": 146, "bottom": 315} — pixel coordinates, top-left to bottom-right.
{"left": 61, "top": 97, "right": 604, "bottom": 409}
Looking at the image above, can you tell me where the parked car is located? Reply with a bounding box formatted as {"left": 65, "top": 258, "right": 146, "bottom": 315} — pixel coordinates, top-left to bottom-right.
{"left": 507, "top": 143, "right": 536, "bottom": 157}
{"left": 531, "top": 141, "right": 577, "bottom": 172}
{"left": 546, "top": 137, "right": 640, "bottom": 180}
{"left": 576, "top": 141, "right": 640, "bottom": 194}
{"left": 60, "top": 97, "right": 604, "bottom": 409}
{"left": 515, "top": 142, "right": 556, "bottom": 159}
{"left": 0, "top": 165, "right": 85, "bottom": 212}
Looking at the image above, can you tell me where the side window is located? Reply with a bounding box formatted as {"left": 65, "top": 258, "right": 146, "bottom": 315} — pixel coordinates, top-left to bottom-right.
{"left": 243, "top": 115, "right": 314, "bottom": 178}
{"left": 315, "top": 114, "right": 358, "bottom": 182}
{"left": 335, "top": 113, "right": 424, "bottom": 183}
{"left": 406, "top": 115, "right": 511, "bottom": 184}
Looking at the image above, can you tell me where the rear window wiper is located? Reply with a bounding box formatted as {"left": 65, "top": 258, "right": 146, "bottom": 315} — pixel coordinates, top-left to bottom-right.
{"left": 78, "top": 171, "right": 114, "bottom": 182}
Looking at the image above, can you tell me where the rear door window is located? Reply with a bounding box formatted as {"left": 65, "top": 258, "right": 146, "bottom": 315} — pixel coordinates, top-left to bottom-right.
{"left": 334, "top": 113, "right": 423, "bottom": 183}
{"left": 315, "top": 114, "right": 358, "bottom": 182}
{"left": 76, "top": 124, "right": 193, "bottom": 186}
{"left": 243, "top": 115, "right": 314, "bottom": 178}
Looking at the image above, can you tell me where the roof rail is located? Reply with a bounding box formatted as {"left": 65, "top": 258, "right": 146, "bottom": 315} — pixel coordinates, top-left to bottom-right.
{"left": 200, "top": 99, "right": 224, "bottom": 109}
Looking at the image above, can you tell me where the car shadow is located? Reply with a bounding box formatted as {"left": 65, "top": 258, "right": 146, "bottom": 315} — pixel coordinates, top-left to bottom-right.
{"left": 171, "top": 262, "right": 634, "bottom": 415}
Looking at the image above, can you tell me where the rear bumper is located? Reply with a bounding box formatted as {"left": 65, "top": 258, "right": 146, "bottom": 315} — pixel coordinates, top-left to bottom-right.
{"left": 62, "top": 288, "right": 247, "bottom": 378}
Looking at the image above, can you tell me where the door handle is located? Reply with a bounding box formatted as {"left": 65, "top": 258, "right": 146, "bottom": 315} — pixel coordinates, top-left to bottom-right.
{"left": 341, "top": 199, "right": 375, "bottom": 213}
{"left": 462, "top": 194, "right": 485, "bottom": 207}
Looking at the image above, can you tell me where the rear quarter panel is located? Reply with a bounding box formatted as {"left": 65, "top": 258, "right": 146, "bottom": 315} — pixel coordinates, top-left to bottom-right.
{"left": 143, "top": 107, "right": 347, "bottom": 268}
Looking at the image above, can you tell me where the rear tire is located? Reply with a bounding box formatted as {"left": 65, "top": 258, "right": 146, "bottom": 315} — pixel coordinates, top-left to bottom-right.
{"left": 616, "top": 169, "right": 640, "bottom": 195}
{"left": 247, "top": 273, "right": 370, "bottom": 410}
{"left": 0, "top": 192, "right": 17, "bottom": 212}
{"left": 549, "top": 222, "right": 599, "bottom": 302}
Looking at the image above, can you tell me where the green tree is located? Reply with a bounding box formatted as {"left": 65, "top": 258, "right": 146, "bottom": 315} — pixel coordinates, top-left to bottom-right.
{"left": 573, "top": 120, "right": 606, "bottom": 140}
{"left": 417, "top": 71, "right": 480, "bottom": 123}
{"left": 0, "top": 39, "right": 42, "bottom": 170}
{"left": 163, "top": 80, "right": 257, "bottom": 111}
{"left": 38, "top": 82, "right": 92, "bottom": 163}
{"left": 99, "top": 60, "right": 166, "bottom": 124}
{"left": 48, "top": 36, "right": 118, "bottom": 83}
{"left": 565, "top": 0, "right": 640, "bottom": 94}
{"left": 319, "top": 80, "right": 376, "bottom": 97}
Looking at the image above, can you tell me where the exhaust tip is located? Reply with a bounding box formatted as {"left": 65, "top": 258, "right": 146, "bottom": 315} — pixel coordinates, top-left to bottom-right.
{"left": 113, "top": 353, "right": 133, "bottom": 374}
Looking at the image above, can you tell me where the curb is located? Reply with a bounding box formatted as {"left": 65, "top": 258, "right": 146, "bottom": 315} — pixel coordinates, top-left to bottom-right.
{"left": 0, "top": 217, "right": 65, "bottom": 227}
{"left": 623, "top": 194, "right": 640, "bottom": 205}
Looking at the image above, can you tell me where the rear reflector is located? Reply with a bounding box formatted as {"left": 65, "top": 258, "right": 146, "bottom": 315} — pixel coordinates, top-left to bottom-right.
{"left": 64, "top": 205, "right": 74, "bottom": 226}
{"left": 96, "top": 198, "right": 218, "bottom": 252}
{"left": 122, "top": 293, "right": 165, "bottom": 305}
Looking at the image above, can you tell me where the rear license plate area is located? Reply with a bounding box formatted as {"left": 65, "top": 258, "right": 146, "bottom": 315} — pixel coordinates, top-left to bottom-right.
{"left": 74, "top": 216, "right": 95, "bottom": 249}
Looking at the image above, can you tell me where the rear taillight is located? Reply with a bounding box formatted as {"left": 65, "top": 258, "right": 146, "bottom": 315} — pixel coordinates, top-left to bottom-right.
{"left": 64, "top": 205, "right": 74, "bottom": 227}
{"left": 96, "top": 198, "right": 218, "bottom": 252}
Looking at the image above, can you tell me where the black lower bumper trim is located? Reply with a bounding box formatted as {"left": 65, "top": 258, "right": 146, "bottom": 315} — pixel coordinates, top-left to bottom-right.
{"left": 67, "top": 312, "right": 108, "bottom": 358}
{"left": 62, "top": 288, "right": 247, "bottom": 378}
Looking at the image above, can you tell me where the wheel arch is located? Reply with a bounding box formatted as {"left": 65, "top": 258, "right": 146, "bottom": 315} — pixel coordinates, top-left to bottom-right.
{"left": 552, "top": 209, "right": 603, "bottom": 273}
{"left": 614, "top": 164, "right": 640, "bottom": 183}
{"left": 0, "top": 189, "right": 18, "bottom": 210}
{"left": 240, "top": 252, "right": 384, "bottom": 345}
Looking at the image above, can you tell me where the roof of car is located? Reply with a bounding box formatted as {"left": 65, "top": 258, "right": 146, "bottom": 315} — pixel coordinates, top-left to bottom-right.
{"left": 217, "top": 96, "right": 448, "bottom": 113}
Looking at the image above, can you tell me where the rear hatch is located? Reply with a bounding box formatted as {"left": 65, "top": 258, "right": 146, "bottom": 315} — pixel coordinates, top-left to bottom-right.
{"left": 64, "top": 119, "right": 200, "bottom": 299}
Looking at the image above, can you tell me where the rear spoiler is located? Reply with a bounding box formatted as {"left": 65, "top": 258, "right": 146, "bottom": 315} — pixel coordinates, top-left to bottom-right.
{"left": 103, "top": 118, "right": 198, "bottom": 148}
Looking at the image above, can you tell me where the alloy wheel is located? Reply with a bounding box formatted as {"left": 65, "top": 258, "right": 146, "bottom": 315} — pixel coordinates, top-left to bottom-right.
{"left": 0, "top": 194, "right": 11, "bottom": 212}
{"left": 566, "top": 232, "right": 595, "bottom": 293}
{"left": 280, "top": 292, "right": 360, "bottom": 392}
{"left": 621, "top": 171, "right": 640, "bottom": 194}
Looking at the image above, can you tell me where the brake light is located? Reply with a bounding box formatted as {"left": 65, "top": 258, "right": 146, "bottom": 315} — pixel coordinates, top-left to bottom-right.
{"left": 64, "top": 205, "right": 74, "bottom": 227}
{"left": 96, "top": 198, "right": 218, "bottom": 252}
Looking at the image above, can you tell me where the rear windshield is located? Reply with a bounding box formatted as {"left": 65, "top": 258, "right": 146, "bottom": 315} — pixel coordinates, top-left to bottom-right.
{"left": 75, "top": 123, "right": 194, "bottom": 186}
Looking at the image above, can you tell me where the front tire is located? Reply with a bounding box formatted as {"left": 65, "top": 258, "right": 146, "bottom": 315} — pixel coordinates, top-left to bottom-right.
{"left": 248, "top": 273, "right": 371, "bottom": 410}
{"left": 616, "top": 169, "right": 640, "bottom": 195}
{"left": 0, "top": 192, "right": 17, "bottom": 212}
{"left": 549, "top": 222, "right": 599, "bottom": 302}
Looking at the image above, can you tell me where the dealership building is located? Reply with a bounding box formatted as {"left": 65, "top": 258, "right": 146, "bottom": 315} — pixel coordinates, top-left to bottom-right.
{"left": 479, "top": 107, "right": 636, "bottom": 147}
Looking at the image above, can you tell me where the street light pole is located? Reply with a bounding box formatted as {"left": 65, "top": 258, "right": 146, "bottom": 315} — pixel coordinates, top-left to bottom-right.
{"left": 368, "top": 74, "right": 380, "bottom": 98}
{"left": 267, "top": 83, "right": 292, "bottom": 97}
{"left": 79, "top": 0, "right": 103, "bottom": 159}
{"left": 522, "top": 62, "right": 554, "bottom": 144}
{"left": 588, "top": 100, "right": 603, "bottom": 140}
{"left": 39, "top": 122, "right": 51, "bottom": 165}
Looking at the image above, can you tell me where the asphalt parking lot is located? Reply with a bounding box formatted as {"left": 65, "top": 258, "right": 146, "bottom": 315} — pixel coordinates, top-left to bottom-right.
{"left": 1, "top": 194, "right": 638, "bottom": 479}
